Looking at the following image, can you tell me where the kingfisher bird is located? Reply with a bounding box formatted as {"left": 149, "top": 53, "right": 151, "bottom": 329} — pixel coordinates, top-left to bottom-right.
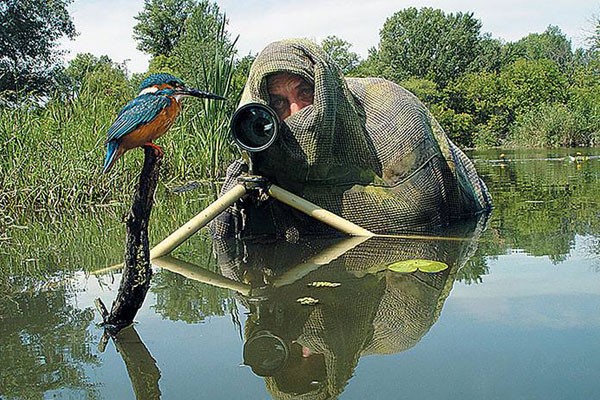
{"left": 103, "top": 73, "right": 225, "bottom": 173}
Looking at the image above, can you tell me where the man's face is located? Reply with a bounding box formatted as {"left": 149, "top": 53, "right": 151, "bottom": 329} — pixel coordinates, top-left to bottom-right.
{"left": 267, "top": 72, "right": 314, "bottom": 120}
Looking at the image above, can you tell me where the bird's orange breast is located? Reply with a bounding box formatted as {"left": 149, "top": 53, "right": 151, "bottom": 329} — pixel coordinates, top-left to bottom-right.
{"left": 119, "top": 98, "right": 182, "bottom": 151}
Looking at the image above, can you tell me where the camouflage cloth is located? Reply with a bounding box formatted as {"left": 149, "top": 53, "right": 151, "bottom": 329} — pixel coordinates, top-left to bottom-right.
{"left": 211, "top": 39, "right": 491, "bottom": 239}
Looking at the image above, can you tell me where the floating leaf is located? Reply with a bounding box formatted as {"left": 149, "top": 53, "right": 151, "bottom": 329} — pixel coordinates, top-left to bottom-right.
{"left": 297, "top": 297, "right": 320, "bottom": 305}
{"left": 386, "top": 259, "right": 448, "bottom": 273}
{"left": 308, "top": 281, "right": 341, "bottom": 288}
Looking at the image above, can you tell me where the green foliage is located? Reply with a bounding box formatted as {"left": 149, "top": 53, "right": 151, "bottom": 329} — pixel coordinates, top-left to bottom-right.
{"left": 430, "top": 104, "right": 476, "bottom": 147}
{"left": 60, "top": 53, "right": 127, "bottom": 98}
{"left": 442, "top": 58, "right": 572, "bottom": 147}
{"left": 0, "top": 0, "right": 76, "bottom": 103}
{"left": 500, "top": 58, "right": 568, "bottom": 113}
{"left": 320, "top": 35, "right": 361, "bottom": 74}
{"left": 509, "top": 103, "right": 579, "bottom": 147}
{"left": 400, "top": 78, "right": 441, "bottom": 105}
{"left": 467, "top": 35, "right": 506, "bottom": 73}
{"left": 568, "top": 67, "right": 600, "bottom": 145}
{"left": 133, "top": 0, "right": 194, "bottom": 57}
{"left": 376, "top": 7, "right": 483, "bottom": 86}
{"left": 505, "top": 25, "right": 574, "bottom": 74}
{"left": 170, "top": 1, "right": 233, "bottom": 89}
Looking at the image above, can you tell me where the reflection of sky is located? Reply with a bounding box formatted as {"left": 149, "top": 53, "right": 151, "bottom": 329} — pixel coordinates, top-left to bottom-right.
{"left": 346, "top": 235, "right": 600, "bottom": 400}
{"left": 450, "top": 234, "right": 600, "bottom": 329}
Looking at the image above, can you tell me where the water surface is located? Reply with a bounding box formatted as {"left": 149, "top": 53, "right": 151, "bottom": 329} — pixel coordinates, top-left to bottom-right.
{"left": 1, "top": 148, "right": 599, "bottom": 399}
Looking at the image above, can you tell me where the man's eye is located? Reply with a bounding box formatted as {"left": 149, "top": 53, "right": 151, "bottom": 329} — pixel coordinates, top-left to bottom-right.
{"left": 270, "top": 98, "right": 287, "bottom": 111}
{"left": 298, "top": 86, "right": 314, "bottom": 101}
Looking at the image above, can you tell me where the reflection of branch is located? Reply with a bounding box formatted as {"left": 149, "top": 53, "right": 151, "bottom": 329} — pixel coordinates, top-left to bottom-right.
{"left": 113, "top": 325, "right": 161, "bottom": 400}
{"left": 152, "top": 255, "right": 251, "bottom": 296}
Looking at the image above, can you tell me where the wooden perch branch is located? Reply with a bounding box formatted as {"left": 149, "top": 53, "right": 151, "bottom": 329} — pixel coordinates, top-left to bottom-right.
{"left": 96, "top": 146, "right": 162, "bottom": 333}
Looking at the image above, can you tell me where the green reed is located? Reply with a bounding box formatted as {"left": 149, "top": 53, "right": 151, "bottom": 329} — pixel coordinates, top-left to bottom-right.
{"left": 0, "top": 55, "right": 240, "bottom": 218}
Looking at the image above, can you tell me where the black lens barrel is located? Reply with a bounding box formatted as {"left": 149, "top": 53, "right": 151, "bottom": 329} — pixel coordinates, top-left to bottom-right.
{"left": 231, "top": 103, "right": 280, "bottom": 152}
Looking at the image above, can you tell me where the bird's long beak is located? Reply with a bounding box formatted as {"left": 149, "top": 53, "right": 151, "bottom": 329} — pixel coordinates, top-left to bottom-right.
{"left": 177, "top": 87, "right": 226, "bottom": 100}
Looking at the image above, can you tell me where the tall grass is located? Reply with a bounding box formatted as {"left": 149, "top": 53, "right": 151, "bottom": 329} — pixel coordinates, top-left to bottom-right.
{"left": 0, "top": 84, "right": 133, "bottom": 215}
{"left": 0, "top": 43, "right": 240, "bottom": 218}
{"left": 508, "top": 102, "right": 599, "bottom": 147}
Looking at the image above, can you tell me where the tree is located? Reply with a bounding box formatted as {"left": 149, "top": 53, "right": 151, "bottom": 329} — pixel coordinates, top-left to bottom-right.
{"left": 589, "top": 16, "right": 600, "bottom": 52}
{"left": 61, "top": 53, "right": 115, "bottom": 96}
{"left": 468, "top": 35, "right": 506, "bottom": 73}
{"left": 133, "top": 0, "right": 194, "bottom": 57}
{"left": 505, "top": 25, "right": 573, "bottom": 74}
{"left": 500, "top": 58, "right": 567, "bottom": 113}
{"left": 375, "top": 7, "right": 483, "bottom": 86}
{"left": 320, "top": 35, "right": 361, "bottom": 74}
{"left": 170, "top": 0, "right": 234, "bottom": 89}
{"left": 0, "top": 0, "right": 76, "bottom": 102}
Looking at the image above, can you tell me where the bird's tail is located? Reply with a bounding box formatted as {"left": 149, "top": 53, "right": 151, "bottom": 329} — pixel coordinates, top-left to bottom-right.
{"left": 103, "top": 141, "right": 122, "bottom": 174}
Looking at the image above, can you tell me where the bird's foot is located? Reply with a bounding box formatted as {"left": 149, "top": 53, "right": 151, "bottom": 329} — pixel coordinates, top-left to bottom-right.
{"left": 143, "top": 142, "right": 164, "bottom": 158}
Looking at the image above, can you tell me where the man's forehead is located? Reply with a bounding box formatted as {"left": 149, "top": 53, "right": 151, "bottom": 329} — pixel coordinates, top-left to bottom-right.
{"left": 267, "top": 72, "right": 312, "bottom": 88}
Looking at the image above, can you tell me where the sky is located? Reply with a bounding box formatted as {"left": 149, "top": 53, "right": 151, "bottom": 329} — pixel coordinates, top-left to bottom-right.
{"left": 60, "top": 0, "right": 599, "bottom": 74}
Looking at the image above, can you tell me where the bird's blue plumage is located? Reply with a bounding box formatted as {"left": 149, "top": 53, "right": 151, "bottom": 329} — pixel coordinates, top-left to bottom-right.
{"left": 103, "top": 140, "right": 120, "bottom": 173}
{"left": 106, "top": 92, "right": 173, "bottom": 143}
{"left": 138, "top": 73, "right": 184, "bottom": 91}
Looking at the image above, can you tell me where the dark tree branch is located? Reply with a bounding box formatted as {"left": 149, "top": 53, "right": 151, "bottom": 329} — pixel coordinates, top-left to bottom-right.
{"left": 96, "top": 146, "right": 162, "bottom": 334}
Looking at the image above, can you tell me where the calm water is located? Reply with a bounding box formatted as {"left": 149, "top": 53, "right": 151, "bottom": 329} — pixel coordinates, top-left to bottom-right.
{"left": 2, "top": 148, "right": 600, "bottom": 399}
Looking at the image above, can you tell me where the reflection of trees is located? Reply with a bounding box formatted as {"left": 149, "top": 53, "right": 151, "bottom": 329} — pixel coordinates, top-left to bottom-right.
{"left": 0, "top": 278, "right": 99, "bottom": 400}
{"left": 475, "top": 149, "right": 600, "bottom": 263}
{"left": 151, "top": 269, "right": 234, "bottom": 323}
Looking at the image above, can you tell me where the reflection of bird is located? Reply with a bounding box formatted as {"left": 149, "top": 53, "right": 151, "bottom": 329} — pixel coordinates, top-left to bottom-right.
{"left": 103, "top": 73, "right": 225, "bottom": 173}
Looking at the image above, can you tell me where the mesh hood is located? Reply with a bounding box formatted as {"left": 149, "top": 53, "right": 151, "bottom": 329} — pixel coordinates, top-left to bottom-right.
{"left": 241, "top": 39, "right": 380, "bottom": 187}
{"left": 212, "top": 39, "right": 492, "bottom": 238}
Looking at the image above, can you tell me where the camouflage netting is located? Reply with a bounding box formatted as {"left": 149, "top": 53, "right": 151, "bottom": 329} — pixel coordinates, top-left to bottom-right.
{"left": 211, "top": 39, "right": 492, "bottom": 239}
{"left": 213, "top": 216, "right": 487, "bottom": 399}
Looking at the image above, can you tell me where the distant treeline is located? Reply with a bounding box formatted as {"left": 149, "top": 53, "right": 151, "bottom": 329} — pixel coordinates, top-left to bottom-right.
{"left": 0, "top": 1, "right": 599, "bottom": 212}
{"left": 342, "top": 8, "right": 600, "bottom": 149}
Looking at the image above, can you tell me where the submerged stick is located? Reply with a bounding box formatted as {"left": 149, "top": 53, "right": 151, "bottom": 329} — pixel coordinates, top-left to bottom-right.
{"left": 95, "top": 147, "right": 162, "bottom": 331}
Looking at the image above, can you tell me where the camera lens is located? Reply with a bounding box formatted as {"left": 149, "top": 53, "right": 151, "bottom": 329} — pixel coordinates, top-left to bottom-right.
{"left": 243, "top": 330, "right": 289, "bottom": 376}
{"left": 231, "top": 103, "right": 280, "bottom": 152}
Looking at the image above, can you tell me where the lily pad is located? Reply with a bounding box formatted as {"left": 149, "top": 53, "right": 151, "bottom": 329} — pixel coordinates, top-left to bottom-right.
{"left": 386, "top": 259, "right": 449, "bottom": 273}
